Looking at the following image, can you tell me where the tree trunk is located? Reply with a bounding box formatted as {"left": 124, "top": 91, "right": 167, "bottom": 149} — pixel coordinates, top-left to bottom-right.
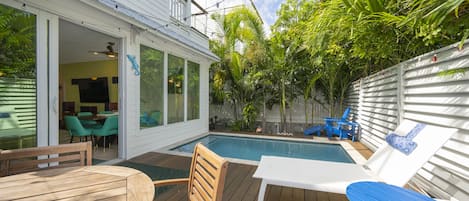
{"left": 262, "top": 92, "right": 266, "bottom": 134}
{"left": 311, "top": 88, "right": 316, "bottom": 125}
{"left": 304, "top": 96, "right": 309, "bottom": 127}
{"left": 280, "top": 78, "right": 286, "bottom": 133}
{"left": 288, "top": 97, "right": 293, "bottom": 133}
{"left": 232, "top": 98, "right": 238, "bottom": 121}
{"left": 329, "top": 79, "right": 335, "bottom": 117}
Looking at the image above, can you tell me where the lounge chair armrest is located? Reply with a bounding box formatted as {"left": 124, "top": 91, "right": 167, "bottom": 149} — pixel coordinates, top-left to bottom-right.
{"left": 153, "top": 178, "right": 189, "bottom": 187}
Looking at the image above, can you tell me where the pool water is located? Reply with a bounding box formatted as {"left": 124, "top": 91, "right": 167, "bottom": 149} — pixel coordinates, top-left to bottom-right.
{"left": 171, "top": 134, "right": 355, "bottom": 163}
{"left": 116, "top": 161, "right": 188, "bottom": 197}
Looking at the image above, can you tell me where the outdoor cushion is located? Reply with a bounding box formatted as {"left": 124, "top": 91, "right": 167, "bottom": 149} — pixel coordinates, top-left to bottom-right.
{"left": 346, "top": 181, "right": 435, "bottom": 201}
{"left": 385, "top": 123, "right": 425, "bottom": 155}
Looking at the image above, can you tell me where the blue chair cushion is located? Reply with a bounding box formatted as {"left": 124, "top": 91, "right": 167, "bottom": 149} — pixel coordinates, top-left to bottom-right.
{"left": 347, "top": 181, "right": 435, "bottom": 201}
{"left": 385, "top": 123, "right": 426, "bottom": 155}
{"left": 385, "top": 133, "right": 417, "bottom": 155}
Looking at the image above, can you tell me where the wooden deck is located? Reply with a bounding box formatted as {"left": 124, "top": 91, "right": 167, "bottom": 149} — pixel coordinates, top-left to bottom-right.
{"left": 127, "top": 137, "right": 372, "bottom": 201}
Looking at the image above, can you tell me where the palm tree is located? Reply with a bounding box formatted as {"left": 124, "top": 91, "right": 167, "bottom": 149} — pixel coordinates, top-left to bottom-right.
{"left": 209, "top": 6, "right": 267, "bottom": 129}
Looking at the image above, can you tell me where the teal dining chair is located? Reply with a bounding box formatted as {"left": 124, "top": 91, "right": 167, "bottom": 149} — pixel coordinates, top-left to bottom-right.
{"left": 93, "top": 115, "right": 118, "bottom": 152}
{"left": 77, "top": 112, "right": 99, "bottom": 128}
{"left": 150, "top": 111, "right": 160, "bottom": 125}
{"left": 64, "top": 116, "right": 93, "bottom": 143}
{"left": 98, "top": 111, "right": 114, "bottom": 114}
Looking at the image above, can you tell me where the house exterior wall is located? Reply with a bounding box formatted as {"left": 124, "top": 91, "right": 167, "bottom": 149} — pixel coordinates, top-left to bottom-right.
{"left": 9, "top": 0, "right": 213, "bottom": 159}
{"left": 346, "top": 40, "right": 469, "bottom": 200}
{"left": 128, "top": 31, "right": 211, "bottom": 158}
{"left": 115, "top": 0, "right": 209, "bottom": 49}
{"left": 115, "top": 0, "right": 170, "bottom": 24}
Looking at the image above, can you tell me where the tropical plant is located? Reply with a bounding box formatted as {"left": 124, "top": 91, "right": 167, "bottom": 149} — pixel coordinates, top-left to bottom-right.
{"left": 0, "top": 5, "right": 36, "bottom": 78}
{"left": 208, "top": 0, "right": 469, "bottom": 132}
{"left": 209, "top": 6, "right": 267, "bottom": 129}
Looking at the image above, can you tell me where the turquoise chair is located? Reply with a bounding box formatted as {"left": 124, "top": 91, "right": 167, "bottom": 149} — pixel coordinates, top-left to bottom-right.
{"left": 98, "top": 111, "right": 114, "bottom": 114}
{"left": 93, "top": 115, "right": 118, "bottom": 151}
{"left": 140, "top": 111, "right": 160, "bottom": 127}
{"left": 77, "top": 112, "right": 99, "bottom": 128}
{"left": 64, "top": 116, "right": 93, "bottom": 143}
{"left": 150, "top": 111, "right": 160, "bottom": 125}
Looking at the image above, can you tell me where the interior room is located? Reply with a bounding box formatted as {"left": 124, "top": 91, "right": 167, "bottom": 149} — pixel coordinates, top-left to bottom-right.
{"left": 59, "top": 20, "right": 119, "bottom": 162}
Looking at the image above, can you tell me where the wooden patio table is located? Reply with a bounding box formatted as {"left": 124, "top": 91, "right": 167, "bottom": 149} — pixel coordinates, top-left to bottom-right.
{"left": 0, "top": 165, "right": 154, "bottom": 201}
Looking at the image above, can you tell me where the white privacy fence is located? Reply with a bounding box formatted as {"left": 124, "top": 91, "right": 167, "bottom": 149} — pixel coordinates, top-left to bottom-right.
{"left": 347, "top": 41, "right": 469, "bottom": 200}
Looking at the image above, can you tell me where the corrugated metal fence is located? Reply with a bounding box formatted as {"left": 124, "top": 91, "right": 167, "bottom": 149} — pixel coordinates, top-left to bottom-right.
{"left": 347, "top": 41, "right": 469, "bottom": 200}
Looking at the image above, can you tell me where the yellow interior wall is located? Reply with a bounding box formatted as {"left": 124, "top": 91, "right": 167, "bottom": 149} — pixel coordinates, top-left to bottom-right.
{"left": 60, "top": 60, "right": 118, "bottom": 113}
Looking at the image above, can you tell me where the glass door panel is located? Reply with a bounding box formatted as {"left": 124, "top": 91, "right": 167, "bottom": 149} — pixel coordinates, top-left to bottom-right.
{"left": 0, "top": 4, "right": 37, "bottom": 149}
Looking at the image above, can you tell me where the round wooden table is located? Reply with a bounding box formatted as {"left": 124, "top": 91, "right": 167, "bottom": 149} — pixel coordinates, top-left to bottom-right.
{"left": 0, "top": 165, "right": 155, "bottom": 201}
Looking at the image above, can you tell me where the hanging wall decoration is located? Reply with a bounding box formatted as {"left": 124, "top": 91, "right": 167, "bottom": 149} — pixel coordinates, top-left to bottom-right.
{"left": 127, "top": 54, "right": 140, "bottom": 76}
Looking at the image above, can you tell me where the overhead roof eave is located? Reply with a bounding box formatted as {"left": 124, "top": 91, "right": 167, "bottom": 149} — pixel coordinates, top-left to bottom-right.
{"left": 84, "top": 0, "right": 220, "bottom": 62}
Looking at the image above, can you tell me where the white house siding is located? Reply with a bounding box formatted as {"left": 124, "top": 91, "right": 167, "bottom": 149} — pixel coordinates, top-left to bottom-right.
{"left": 189, "top": 27, "right": 210, "bottom": 49}
{"left": 128, "top": 31, "right": 211, "bottom": 158}
{"left": 115, "top": 0, "right": 169, "bottom": 25}
{"left": 114, "top": 0, "right": 209, "bottom": 49}
{"left": 347, "top": 40, "right": 469, "bottom": 200}
{"left": 15, "top": 0, "right": 213, "bottom": 159}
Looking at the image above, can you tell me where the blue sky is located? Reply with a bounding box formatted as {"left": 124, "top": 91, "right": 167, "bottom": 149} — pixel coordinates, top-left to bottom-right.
{"left": 253, "top": 0, "right": 285, "bottom": 35}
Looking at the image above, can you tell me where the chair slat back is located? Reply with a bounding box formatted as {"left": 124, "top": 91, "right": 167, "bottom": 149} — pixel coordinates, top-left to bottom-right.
{"left": 340, "top": 107, "right": 351, "bottom": 121}
{"left": 0, "top": 141, "right": 92, "bottom": 177}
{"left": 188, "top": 143, "right": 228, "bottom": 201}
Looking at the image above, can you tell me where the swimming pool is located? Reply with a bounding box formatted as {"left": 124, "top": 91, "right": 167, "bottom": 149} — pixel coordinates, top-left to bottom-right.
{"left": 171, "top": 134, "right": 355, "bottom": 163}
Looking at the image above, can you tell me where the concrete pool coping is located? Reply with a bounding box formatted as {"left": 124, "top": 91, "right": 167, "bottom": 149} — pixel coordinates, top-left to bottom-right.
{"left": 155, "top": 132, "right": 368, "bottom": 166}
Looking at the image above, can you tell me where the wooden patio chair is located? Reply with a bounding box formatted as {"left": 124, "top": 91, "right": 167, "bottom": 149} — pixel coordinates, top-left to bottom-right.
{"left": 0, "top": 141, "right": 92, "bottom": 177}
{"left": 153, "top": 143, "right": 229, "bottom": 201}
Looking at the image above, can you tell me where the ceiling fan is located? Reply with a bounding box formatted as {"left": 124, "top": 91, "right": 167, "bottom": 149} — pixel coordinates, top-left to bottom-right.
{"left": 89, "top": 42, "right": 118, "bottom": 58}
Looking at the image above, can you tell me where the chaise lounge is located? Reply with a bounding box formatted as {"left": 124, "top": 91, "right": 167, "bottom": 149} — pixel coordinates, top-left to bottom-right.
{"left": 253, "top": 120, "right": 457, "bottom": 201}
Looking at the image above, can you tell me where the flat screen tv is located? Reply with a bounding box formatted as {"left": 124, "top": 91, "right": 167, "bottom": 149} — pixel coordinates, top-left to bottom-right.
{"left": 77, "top": 77, "right": 110, "bottom": 103}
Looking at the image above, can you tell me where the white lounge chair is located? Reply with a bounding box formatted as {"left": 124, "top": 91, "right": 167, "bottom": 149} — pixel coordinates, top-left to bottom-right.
{"left": 253, "top": 120, "right": 457, "bottom": 201}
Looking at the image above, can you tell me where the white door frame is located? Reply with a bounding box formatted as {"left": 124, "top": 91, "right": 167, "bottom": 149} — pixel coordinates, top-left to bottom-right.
{"left": 0, "top": 1, "right": 55, "bottom": 148}
{"left": 1, "top": 0, "right": 129, "bottom": 158}
{"left": 54, "top": 19, "right": 128, "bottom": 159}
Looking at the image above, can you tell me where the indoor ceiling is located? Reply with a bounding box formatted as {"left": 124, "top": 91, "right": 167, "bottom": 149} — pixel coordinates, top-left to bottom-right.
{"left": 59, "top": 20, "right": 119, "bottom": 64}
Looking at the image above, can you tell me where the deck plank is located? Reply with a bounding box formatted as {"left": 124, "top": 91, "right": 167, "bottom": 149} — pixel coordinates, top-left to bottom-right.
{"left": 292, "top": 188, "right": 305, "bottom": 201}
{"left": 242, "top": 178, "right": 261, "bottom": 201}
{"left": 305, "top": 190, "right": 318, "bottom": 201}
{"left": 280, "top": 186, "right": 293, "bottom": 200}
{"left": 223, "top": 164, "right": 254, "bottom": 200}
{"left": 317, "top": 191, "right": 330, "bottom": 201}
{"left": 267, "top": 185, "right": 282, "bottom": 201}
{"left": 228, "top": 166, "right": 257, "bottom": 201}
{"left": 127, "top": 137, "right": 372, "bottom": 201}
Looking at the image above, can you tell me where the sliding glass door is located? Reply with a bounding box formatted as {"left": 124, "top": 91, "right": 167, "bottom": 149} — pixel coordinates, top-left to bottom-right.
{"left": 0, "top": 4, "right": 38, "bottom": 149}
{"left": 0, "top": 2, "right": 58, "bottom": 149}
